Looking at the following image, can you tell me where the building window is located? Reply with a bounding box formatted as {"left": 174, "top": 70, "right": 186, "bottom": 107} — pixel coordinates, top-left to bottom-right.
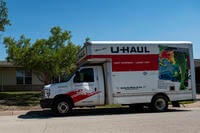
{"left": 51, "top": 73, "right": 68, "bottom": 84}
{"left": 16, "top": 70, "right": 32, "bottom": 84}
{"left": 51, "top": 76, "right": 59, "bottom": 84}
{"left": 16, "top": 70, "right": 24, "bottom": 84}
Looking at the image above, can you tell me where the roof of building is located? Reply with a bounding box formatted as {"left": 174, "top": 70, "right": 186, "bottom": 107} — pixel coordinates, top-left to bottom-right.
{"left": 0, "top": 61, "right": 21, "bottom": 68}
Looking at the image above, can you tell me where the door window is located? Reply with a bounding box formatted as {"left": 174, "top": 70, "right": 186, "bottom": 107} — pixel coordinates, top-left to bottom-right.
{"left": 74, "top": 68, "right": 94, "bottom": 83}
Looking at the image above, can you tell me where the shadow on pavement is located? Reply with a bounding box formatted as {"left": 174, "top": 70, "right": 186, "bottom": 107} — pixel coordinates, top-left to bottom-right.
{"left": 18, "top": 107, "right": 191, "bottom": 119}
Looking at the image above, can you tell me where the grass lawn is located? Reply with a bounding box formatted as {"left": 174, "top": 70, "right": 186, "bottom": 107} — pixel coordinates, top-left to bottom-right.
{"left": 97, "top": 104, "right": 124, "bottom": 108}
{"left": 0, "top": 91, "right": 41, "bottom": 106}
{"left": 179, "top": 101, "right": 196, "bottom": 104}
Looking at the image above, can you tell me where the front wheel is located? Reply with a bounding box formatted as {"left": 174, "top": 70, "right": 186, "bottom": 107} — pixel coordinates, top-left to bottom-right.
{"left": 53, "top": 99, "right": 72, "bottom": 115}
{"left": 151, "top": 96, "right": 168, "bottom": 112}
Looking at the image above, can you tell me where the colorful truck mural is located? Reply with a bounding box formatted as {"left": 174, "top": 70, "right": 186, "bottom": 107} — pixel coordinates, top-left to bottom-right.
{"left": 159, "top": 46, "right": 190, "bottom": 90}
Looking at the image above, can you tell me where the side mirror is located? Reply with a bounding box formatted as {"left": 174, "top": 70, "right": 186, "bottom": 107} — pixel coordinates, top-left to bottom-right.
{"left": 74, "top": 71, "right": 80, "bottom": 83}
{"left": 75, "top": 71, "right": 80, "bottom": 77}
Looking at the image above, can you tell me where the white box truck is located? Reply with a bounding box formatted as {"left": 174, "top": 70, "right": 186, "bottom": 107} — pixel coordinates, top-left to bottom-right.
{"left": 40, "top": 41, "right": 196, "bottom": 115}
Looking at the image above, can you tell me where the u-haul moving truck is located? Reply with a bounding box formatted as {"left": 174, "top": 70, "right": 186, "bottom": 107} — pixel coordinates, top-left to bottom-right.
{"left": 40, "top": 41, "right": 196, "bottom": 115}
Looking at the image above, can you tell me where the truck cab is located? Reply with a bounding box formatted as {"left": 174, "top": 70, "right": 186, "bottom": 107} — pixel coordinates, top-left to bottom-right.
{"left": 40, "top": 65, "right": 106, "bottom": 114}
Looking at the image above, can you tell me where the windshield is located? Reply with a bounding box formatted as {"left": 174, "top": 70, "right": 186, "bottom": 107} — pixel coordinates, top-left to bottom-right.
{"left": 64, "top": 68, "right": 78, "bottom": 82}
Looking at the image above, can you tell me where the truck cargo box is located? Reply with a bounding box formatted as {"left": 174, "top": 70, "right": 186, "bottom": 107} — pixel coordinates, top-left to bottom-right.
{"left": 77, "top": 41, "right": 196, "bottom": 104}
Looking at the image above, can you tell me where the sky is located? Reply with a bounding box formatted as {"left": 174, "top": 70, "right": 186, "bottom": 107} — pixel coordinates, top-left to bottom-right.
{"left": 1, "top": 0, "right": 200, "bottom": 60}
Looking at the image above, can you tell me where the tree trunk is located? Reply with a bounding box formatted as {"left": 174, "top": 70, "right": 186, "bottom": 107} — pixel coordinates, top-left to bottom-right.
{"left": 44, "top": 73, "right": 51, "bottom": 85}
{"left": 33, "top": 71, "right": 51, "bottom": 85}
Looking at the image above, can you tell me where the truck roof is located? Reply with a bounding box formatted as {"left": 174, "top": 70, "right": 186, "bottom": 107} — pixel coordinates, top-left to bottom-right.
{"left": 88, "top": 41, "right": 192, "bottom": 45}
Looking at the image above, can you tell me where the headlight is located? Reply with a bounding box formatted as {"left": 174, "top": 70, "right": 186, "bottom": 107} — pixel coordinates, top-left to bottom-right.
{"left": 44, "top": 89, "right": 50, "bottom": 98}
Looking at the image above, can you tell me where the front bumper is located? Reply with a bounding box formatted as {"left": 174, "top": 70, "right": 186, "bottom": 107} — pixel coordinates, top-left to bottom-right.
{"left": 40, "top": 99, "right": 54, "bottom": 108}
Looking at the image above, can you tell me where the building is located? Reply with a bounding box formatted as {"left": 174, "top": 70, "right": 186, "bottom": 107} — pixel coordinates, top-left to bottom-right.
{"left": 194, "top": 59, "right": 200, "bottom": 93}
{"left": 0, "top": 61, "right": 44, "bottom": 91}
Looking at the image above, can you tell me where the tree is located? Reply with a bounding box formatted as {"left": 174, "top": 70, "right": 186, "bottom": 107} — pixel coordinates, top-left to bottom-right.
{"left": 85, "top": 37, "right": 90, "bottom": 43}
{"left": 4, "top": 26, "right": 81, "bottom": 84}
{"left": 0, "top": 0, "right": 11, "bottom": 32}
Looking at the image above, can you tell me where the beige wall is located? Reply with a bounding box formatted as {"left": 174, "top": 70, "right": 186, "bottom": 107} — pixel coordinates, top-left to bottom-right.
{"left": 0, "top": 68, "right": 44, "bottom": 91}
{"left": 0, "top": 68, "right": 16, "bottom": 85}
{"left": 0, "top": 68, "right": 44, "bottom": 85}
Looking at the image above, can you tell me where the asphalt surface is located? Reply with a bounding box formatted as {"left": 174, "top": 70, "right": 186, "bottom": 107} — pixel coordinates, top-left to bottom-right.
{"left": 0, "top": 107, "right": 200, "bottom": 133}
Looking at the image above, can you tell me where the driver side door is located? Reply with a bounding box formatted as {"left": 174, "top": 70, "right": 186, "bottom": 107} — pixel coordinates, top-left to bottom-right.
{"left": 72, "top": 67, "right": 100, "bottom": 106}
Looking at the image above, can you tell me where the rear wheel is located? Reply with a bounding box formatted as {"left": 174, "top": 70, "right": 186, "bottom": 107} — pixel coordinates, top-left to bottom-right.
{"left": 53, "top": 99, "right": 72, "bottom": 115}
{"left": 151, "top": 96, "right": 168, "bottom": 112}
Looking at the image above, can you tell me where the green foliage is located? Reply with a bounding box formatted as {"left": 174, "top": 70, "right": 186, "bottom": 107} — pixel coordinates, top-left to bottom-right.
{"left": 4, "top": 26, "right": 81, "bottom": 84}
{"left": 85, "top": 37, "right": 90, "bottom": 43}
{"left": 0, "top": 0, "right": 11, "bottom": 31}
{"left": 0, "top": 91, "right": 41, "bottom": 106}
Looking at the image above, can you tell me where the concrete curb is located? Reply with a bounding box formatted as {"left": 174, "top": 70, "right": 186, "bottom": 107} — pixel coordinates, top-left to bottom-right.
{"left": 0, "top": 110, "right": 30, "bottom": 116}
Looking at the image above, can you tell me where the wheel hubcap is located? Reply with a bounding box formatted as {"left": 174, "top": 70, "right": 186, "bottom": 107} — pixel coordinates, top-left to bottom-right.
{"left": 57, "top": 101, "right": 69, "bottom": 114}
{"left": 155, "top": 98, "right": 166, "bottom": 111}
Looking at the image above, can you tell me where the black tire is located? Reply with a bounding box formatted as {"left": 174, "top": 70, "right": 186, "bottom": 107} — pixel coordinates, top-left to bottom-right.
{"left": 151, "top": 95, "right": 168, "bottom": 112}
{"left": 129, "top": 104, "right": 144, "bottom": 112}
{"left": 53, "top": 99, "right": 72, "bottom": 115}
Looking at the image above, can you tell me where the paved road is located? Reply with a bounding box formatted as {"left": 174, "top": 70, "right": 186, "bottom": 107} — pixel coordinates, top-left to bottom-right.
{"left": 0, "top": 107, "right": 200, "bottom": 133}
